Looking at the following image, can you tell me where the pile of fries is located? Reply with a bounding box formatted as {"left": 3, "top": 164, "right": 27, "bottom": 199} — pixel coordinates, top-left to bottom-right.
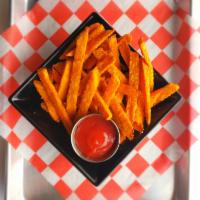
{"left": 33, "top": 23, "right": 179, "bottom": 143}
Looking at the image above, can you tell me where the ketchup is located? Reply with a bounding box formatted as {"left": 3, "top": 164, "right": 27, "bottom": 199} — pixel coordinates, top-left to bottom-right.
{"left": 74, "top": 115, "right": 118, "bottom": 161}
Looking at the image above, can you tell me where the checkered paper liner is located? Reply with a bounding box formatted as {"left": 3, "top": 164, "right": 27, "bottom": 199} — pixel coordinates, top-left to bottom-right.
{"left": 0, "top": 0, "right": 200, "bottom": 199}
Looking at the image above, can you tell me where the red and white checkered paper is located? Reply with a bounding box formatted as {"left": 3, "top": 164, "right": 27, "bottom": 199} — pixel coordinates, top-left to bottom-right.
{"left": 0, "top": 0, "right": 200, "bottom": 199}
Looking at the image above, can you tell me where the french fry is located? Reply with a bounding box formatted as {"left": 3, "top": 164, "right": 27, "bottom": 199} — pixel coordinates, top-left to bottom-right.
{"left": 110, "top": 97, "right": 133, "bottom": 142}
{"left": 66, "top": 27, "right": 89, "bottom": 118}
{"left": 141, "top": 60, "right": 151, "bottom": 125}
{"left": 133, "top": 92, "right": 144, "bottom": 133}
{"left": 52, "top": 62, "right": 65, "bottom": 75}
{"left": 93, "top": 48, "right": 107, "bottom": 60}
{"left": 52, "top": 68, "right": 61, "bottom": 85}
{"left": 33, "top": 80, "right": 59, "bottom": 122}
{"left": 96, "top": 55, "right": 114, "bottom": 74}
{"left": 76, "top": 68, "right": 100, "bottom": 119}
{"left": 118, "top": 34, "right": 132, "bottom": 45}
{"left": 40, "top": 102, "right": 48, "bottom": 112}
{"left": 100, "top": 39, "right": 110, "bottom": 51}
{"left": 90, "top": 92, "right": 112, "bottom": 120}
{"left": 117, "top": 83, "right": 135, "bottom": 95}
{"left": 37, "top": 68, "right": 72, "bottom": 132}
{"left": 118, "top": 40, "right": 130, "bottom": 66}
{"left": 108, "top": 34, "right": 120, "bottom": 68}
{"left": 85, "top": 29, "right": 114, "bottom": 60}
{"left": 99, "top": 77, "right": 108, "bottom": 94}
{"left": 58, "top": 60, "right": 72, "bottom": 101}
{"left": 139, "top": 38, "right": 154, "bottom": 91}
{"left": 129, "top": 52, "right": 140, "bottom": 89}
{"left": 108, "top": 65, "right": 127, "bottom": 83}
{"left": 102, "top": 74, "right": 120, "bottom": 105}
{"left": 151, "top": 83, "right": 179, "bottom": 108}
{"left": 84, "top": 54, "right": 97, "bottom": 71}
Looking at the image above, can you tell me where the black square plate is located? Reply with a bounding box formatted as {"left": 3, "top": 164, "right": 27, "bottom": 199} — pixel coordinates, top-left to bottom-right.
{"left": 9, "top": 12, "right": 181, "bottom": 186}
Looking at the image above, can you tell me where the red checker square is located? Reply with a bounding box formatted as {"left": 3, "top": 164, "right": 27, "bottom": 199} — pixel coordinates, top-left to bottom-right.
{"left": 76, "top": 2, "right": 95, "bottom": 21}
{"left": 50, "top": 28, "right": 68, "bottom": 47}
{"left": 100, "top": 1, "right": 122, "bottom": 25}
{"left": 55, "top": 180, "right": 72, "bottom": 199}
{"left": 179, "top": 75, "right": 197, "bottom": 98}
{"left": 151, "top": 27, "right": 173, "bottom": 49}
{"left": 76, "top": 180, "right": 97, "bottom": 200}
{"left": 126, "top": 154, "right": 149, "bottom": 176}
{"left": 101, "top": 180, "right": 123, "bottom": 200}
{"left": 160, "top": 111, "right": 174, "bottom": 125}
{"left": 50, "top": 2, "right": 72, "bottom": 25}
{"left": 7, "top": 131, "right": 21, "bottom": 149}
{"left": 176, "top": 22, "right": 194, "bottom": 45}
{"left": 1, "top": 105, "right": 20, "bottom": 128}
{"left": 135, "top": 137, "right": 149, "bottom": 151}
{"left": 2, "top": 25, "right": 23, "bottom": 47}
{"left": 152, "top": 128, "right": 174, "bottom": 150}
{"left": 130, "top": 27, "right": 148, "bottom": 50}
{"left": 27, "top": 4, "right": 47, "bottom": 25}
{"left": 126, "top": 2, "right": 148, "bottom": 24}
{"left": 0, "top": 77, "right": 19, "bottom": 97}
{"left": 127, "top": 181, "right": 145, "bottom": 200}
{"left": 1, "top": 50, "right": 21, "bottom": 73}
{"left": 29, "top": 154, "right": 47, "bottom": 172}
{"left": 176, "top": 8, "right": 188, "bottom": 19}
{"left": 176, "top": 48, "right": 196, "bottom": 72}
{"left": 177, "top": 102, "right": 198, "bottom": 126}
{"left": 151, "top": 1, "right": 173, "bottom": 24}
{"left": 110, "top": 164, "right": 122, "bottom": 177}
{"left": 24, "top": 129, "right": 47, "bottom": 151}
{"left": 152, "top": 52, "right": 173, "bottom": 75}
{"left": 177, "top": 130, "right": 197, "bottom": 151}
{"left": 24, "top": 28, "right": 47, "bottom": 50}
{"left": 152, "top": 154, "right": 172, "bottom": 174}
{"left": 24, "top": 53, "right": 44, "bottom": 72}
{"left": 50, "top": 154, "right": 72, "bottom": 177}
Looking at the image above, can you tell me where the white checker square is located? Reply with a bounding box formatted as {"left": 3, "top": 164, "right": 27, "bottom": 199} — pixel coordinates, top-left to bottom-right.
{"left": 63, "top": 0, "right": 84, "bottom": 12}
{"left": 163, "top": 39, "right": 183, "bottom": 61}
{"left": 42, "top": 167, "right": 60, "bottom": 185}
{"left": 147, "top": 123, "right": 162, "bottom": 139}
{"left": 37, "top": 40, "right": 56, "bottom": 59}
{"left": 188, "top": 59, "right": 200, "bottom": 85}
{"left": 13, "top": 65, "right": 31, "bottom": 84}
{"left": 62, "top": 167, "right": 85, "bottom": 190}
{"left": 0, "top": 64, "right": 11, "bottom": 85}
{"left": 0, "top": 119, "right": 11, "bottom": 138}
{"left": 16, "top": 15, "right": 34, "bottom": 36}
{"left": 189, "top": 115, "right": 200, "bottom": 138}
{"left": 164, "top": 115, "right": 186, "bottom": 139}
{"left": 163, "top": 64, "right": 184, "bottom": 83}
{"left": 39, "top": 0, "right": 58, "bottom": 12}
{"left": 118, "top": 193, "right": 132, "bottom": 200}
{"left": 113, "top": 14, "right": 135, "bottom": 35}
{"left": 188, "top": 87, "right": 200, "bottom": 113}
{"left": 63, "top": 15, "right": 81, "bottom": 34}
{"left": 113, "top": 166, "right": 136, "bottom": 190}
{"left": 68, "top": 193, "right": 80, "bottom": 200}
{"left": 185, "top": 15, "right": 200, "bottom": 30}
{"left": 173, "top": 96, "right": 184, "bottom": 113}
{"left": 139, "top": 0, "right": 161, "bottom": 11}
{"left": 13, "top": 117, "right": 34, "bottom": 140}
{"left": 93, "top": 193, "right": 106, "bottom": 200}
{"left": 164, "top": 15, "right": 182, "bottom": 36}
{"left": 113, "top": 0, "right": 135, "bottom": 12}
{"left": 139, "top": 140, "right": 161, "bottom": 164}
{"left": 38, "top": 16, "right": 60, "bottom": 38}
{"left": 137, "top": 166, "right": 159, "bottom": 190}
{"left": 16, "top": 143, "right": 34, "bottom": 160}
{"left": 164, "top": 142, "right": 184, "bottom": 162}
{"left": 138, "top": 15, "right": 160, "bottom": 37}
{"left": 186, "top": 32, "right": 200, "bottom": 57}
{"left": 37, "top": 142, "right": 59, "bottom": 164}
{"left": 145, "top": 39, "right": 160, "bottom": 60}
{"left": 0, "top": 92, "right": 10, "bottom": 115}
{"left": 164, "top": 0, "right": 177, "bottom": 10}
{"left": 13, "top": 39, "right": 34, "bottom": 63}
{"left": 89, "top": 0, "right": 109, "bottom": 12}
{"left": 121, "top": 149, "right": 137, "bottom": 166}
{"left": 0, "top": 36, "right": 11, "bottom": 57}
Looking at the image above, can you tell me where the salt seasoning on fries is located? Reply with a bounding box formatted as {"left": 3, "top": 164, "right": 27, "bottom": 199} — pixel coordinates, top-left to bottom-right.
{"left": 33, "top": 22, "right": 180, "bottom": 144}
